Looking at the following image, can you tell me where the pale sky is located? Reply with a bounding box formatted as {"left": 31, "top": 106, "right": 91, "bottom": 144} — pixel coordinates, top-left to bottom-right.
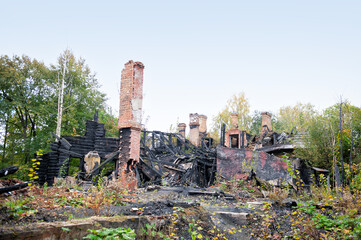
{"left": 1, "top": 1, "right": 360, "bottom": 133}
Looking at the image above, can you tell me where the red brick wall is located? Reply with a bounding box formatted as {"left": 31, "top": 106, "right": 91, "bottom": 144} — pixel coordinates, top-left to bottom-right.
{"left": 217, "top": 146, "right": 290, "bottom": 182}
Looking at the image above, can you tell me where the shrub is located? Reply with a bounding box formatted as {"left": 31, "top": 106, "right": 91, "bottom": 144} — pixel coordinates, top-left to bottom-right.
{"left": 83, "top": 227, "right": 136, "bottom": 240}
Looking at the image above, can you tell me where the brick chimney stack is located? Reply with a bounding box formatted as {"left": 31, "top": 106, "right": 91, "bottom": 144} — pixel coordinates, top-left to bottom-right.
{"left": 177, "top": 123, "right": 186, "bottom": 139}
{"left": 118, "top": 60, "right": 144, "bottom": 190}
{"left": 199, "top": 115, "right": 207, "bottom": 134}
{"left": 189, "top": 113, "right": 200, "bottom": 147}
{"left": 230, "top": 113, "right": 239, "bottom": 129}
{"left": 261, "top": 112, "right": 272, "bottom": 137}
{"left": 118, "top": 60, "right": 144, "bottom": 130}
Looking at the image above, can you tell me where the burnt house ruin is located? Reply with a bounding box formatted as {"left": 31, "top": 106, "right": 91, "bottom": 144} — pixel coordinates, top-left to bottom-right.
{"left": 37, "top": 114, "right": 216, "bottom": 188}
{"left": 37, "top": 117, "right": 120, "bottom": 186}
{"left": 37, "top": 60, "right": 327, "bottom": 190}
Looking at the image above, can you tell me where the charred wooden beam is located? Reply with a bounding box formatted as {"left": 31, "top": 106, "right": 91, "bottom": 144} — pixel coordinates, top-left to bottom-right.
{"left": 139, "top": 157, "right": 162, "bottom": 179}
{"left": 89, "top": 151, "right": 120, "bottom": 176}
{"left": 164, "top": 165, "right": 186, "bottom": 173}
{"left": 0, "top": 166, "right": 19, "bottom": 177}
{"left": 52, "top": 133, "right": 72, "bottom": 150}
{"left": 58, "top": 148, "right": 83, "bottom": 158}
{"left": 0, "top": 182, "right": 29, "bottom": 194}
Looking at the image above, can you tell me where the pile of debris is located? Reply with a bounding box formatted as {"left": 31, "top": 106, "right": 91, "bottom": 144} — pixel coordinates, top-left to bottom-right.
{"left": 37, "top": 117, "right": 120, "bottom": 186}
{"left": 138, "top": 130, "right": 216, "bottom": 187}
{"left": 0, "top": 166, "right": 28, "bottom": 195}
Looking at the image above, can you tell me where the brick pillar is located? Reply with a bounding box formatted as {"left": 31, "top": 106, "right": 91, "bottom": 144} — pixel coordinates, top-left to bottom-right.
{"left": 199, "top": 115, "right": 207, "bottom": 134}
{"left": 118, "top": 60, "right": 144, "bottom": 190}
{"left": 177, "top": 123, "right": 186, "bottom": 139}
{"left": 230, "top": 113, "right": 238, "bottom": 129}
{"left": 261, "top": 112, "right": 272, "bottom": 131}
{"left": 260, "top": 112, "right": 272, "bottom": 139}
{"left": 189, "top": 113, "right": 200, "bottom": 147}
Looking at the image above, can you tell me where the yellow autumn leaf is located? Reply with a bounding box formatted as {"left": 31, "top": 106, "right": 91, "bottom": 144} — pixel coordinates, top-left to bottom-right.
{"left": 197, "top": 233, "right": 203, "bottom": 239}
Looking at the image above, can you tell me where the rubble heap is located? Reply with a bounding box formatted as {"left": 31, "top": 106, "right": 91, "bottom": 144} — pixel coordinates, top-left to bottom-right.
{"left": 138, "top": 130, "right": 216, "bottom": 187}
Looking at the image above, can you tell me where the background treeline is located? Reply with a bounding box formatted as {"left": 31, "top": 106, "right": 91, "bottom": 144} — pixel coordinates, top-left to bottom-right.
{"left": 0, "top": 50, "right": 118, "bottom": 176}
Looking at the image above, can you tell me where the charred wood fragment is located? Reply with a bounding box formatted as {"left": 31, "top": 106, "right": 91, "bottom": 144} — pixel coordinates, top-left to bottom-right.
{"left": 0, "top": 182, "right": 29, "bottom": 194}
{"left": 0, "top": 166, "right": 19, "bottom": 177}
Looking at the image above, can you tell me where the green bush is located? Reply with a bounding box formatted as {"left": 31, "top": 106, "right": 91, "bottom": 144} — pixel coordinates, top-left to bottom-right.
{"left": 83, "top": 227, "right": 136, "bottom": 240}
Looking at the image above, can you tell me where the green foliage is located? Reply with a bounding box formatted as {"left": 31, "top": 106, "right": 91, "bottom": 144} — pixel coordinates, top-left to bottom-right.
{"left": 349, "top": 165, "right": 361, "bottom": 191}
{"left": 140, "top": 223, "right": 170, "bottom": 240}
{"left": 0, "top": 55, "right": 52, "bottom": 164}
{"left": 295, "top": 102, "right": 361, "bottom": 171}
{"left": 98, "top": 108, "right": 118, "bottom": 137}
{"left": 0, "top": 51, "right": 108, "bottom": 179}
{"left": 61, "top": 227, "right": 71, "bottom": 232}
{"left": 68, "top": 157, "right": 81, "bottom": 177}
{"left": 249, "top": 110, "right": 262, "bottom": 135}
{"left": 55, "top": 196, "right": 84, "bottom": 207}
{"left": 83, "top": 227, "right": 136, "bottom": 240}
{"left": 50, "top": 50, "right": 106, "bottom": 137}
{"left": 4, "top": 198, "right": 36, "bottom": 219}
{"left": 28, "top": 149, "right": 42, "bottom": 186}
{"left": 281, "top": 154, "right": 296, "bottom": 177}
{"left": 296, "top": 200, "right": 361, "bottom": 238}
{"left": 274, "top": 103, "right": 317, "bottom": 133}
{"left": 188, "top": 220, "right": 205, "bottom": 240}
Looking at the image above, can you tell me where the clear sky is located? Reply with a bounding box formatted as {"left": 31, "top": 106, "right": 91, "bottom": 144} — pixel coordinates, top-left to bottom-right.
{"left": 1, "top": 1, "right": 360, "bottom": 133}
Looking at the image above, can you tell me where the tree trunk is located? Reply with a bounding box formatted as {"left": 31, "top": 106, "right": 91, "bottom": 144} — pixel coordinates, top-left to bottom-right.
{"left": 339, "top": 101, "right": 344, "bottom": 186}
{"left": 349, "top": 128, "right": 354, "bottom": 181}
{"left": 56, "top": 60, "right": 66, "bottom": 139}
{"left": 2, "top": 116, "right": 8, "bottom": 163}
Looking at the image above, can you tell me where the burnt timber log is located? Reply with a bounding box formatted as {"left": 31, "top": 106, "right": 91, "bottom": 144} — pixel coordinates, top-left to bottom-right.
{"left": 0, "top": 182, "right": 29, "bottom": 194}
{"left": 0, "top": 166, "right": 19, "bottom": 178}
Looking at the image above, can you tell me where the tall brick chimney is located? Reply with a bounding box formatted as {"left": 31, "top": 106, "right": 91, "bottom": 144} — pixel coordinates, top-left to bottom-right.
{"left": 230, "top": 113, "right": 239, "bottom": 129}
{"left": 177, "top": 123, "right": 186, "bottom": 139}
{"left": 199, "top": 115, "right": 207, "bottom": 135}
{"left": 261, "top": 112, "right": 272, "bottom": 136}
{"left": 118, "top": 60, "right": 144, "bottom": 130}
{"left": 118, "top": 60, "right": 144, "bottom": 189}
{"left": 189, "top": 113, "right": 200, "bottom": 147}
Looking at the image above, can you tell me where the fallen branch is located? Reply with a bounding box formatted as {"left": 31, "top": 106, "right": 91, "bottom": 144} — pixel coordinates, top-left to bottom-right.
{"left": 0, "top": 182, "right": 29, "bottom": 194}
{"left": 0, "top": 166, "right": 19, "bottom": 178}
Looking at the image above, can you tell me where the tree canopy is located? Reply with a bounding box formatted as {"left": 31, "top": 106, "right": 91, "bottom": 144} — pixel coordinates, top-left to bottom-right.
{"left": 0, "top": 51, "right": 116, "bottom": 169}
